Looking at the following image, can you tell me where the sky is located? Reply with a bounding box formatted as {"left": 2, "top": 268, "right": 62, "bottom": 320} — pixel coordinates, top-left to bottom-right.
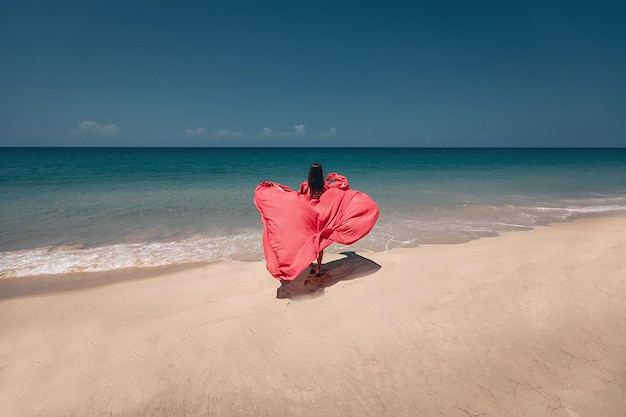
{"left": 1, "top": 1, "right": 625, "bottom": 147}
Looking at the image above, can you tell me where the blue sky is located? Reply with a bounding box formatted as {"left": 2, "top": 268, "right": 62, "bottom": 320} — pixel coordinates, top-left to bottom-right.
{"left": 1, "top": 1, "right": 625, "bottom": 147}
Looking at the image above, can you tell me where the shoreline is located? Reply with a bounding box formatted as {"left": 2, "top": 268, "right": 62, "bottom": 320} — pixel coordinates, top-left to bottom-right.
{"left": 3, "top": 206, "right": 626, "bottom": 279}
{"left": 2, "top": 212, "right": 625, "bottom": 297}
{"left": 1, "top": 216, "right": 625, "bottom": 416}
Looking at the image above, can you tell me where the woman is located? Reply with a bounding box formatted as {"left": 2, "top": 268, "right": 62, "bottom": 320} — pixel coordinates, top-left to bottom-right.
{"left": 299, "top": 163, "right": 326, "bottom": 276}
{"left": 254, "top": 162, "right": 378, "bottom": 282}
{"left": 299, "top": 162, "right": 325, "bottom": 200}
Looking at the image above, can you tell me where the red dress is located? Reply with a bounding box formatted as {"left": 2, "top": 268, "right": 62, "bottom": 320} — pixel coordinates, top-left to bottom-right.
{"left": 254, "top": 173, "right": 379, "bottom": 280}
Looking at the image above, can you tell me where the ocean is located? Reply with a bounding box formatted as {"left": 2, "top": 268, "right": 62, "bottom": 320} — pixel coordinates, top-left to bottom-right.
{"left": 2, "top": 147, "right": 625, "bottom": 278}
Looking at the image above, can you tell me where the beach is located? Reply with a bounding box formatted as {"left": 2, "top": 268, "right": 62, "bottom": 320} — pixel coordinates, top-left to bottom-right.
{"left": 1, "top": 216, "right": 625, "bottom": 417}
{"left": 3, "top": 0, "right": 626, "bottom": 413}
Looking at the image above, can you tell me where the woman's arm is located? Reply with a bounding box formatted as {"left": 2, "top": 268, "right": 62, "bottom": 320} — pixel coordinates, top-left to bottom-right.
{"left": 298, "top": 181, "right": 308, "bottom": 195}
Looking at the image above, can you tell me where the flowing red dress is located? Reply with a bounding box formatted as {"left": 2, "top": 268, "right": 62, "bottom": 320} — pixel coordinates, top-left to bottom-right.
{"left": 254, "top": 173, "right": 379, "bottom": 281}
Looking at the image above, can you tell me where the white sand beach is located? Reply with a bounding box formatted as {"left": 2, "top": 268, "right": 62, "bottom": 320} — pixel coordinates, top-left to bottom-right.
{"left": 1, "top": 217, "right": 625, "bottom": 417}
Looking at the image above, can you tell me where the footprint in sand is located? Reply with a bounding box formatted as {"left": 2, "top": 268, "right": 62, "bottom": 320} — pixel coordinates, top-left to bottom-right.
{"left": 304, "top": 271, "right": 332, "bottom": 287}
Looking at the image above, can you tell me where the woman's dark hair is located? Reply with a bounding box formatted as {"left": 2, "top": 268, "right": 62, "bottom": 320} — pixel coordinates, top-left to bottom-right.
{"left": 307, "top": 163, "right": 324, "bottom": 197}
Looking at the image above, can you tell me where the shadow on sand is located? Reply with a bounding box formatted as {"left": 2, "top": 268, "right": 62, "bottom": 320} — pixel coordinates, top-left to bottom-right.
{"left": 276, "top": 251, "right": 382, "bottom": 300}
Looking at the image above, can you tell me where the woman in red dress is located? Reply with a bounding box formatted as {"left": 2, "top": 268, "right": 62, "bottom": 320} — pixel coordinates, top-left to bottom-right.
{"left": 298, "top": 163, "right": 326, "bottom": 276}
{"left": 254, "top": 162, "right": 378, "bottom": 282}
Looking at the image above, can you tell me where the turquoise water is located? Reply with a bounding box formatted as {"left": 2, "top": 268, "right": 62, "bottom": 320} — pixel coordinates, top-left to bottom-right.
{"left": 2, "top": 147, "right": 625, "bottom": 277}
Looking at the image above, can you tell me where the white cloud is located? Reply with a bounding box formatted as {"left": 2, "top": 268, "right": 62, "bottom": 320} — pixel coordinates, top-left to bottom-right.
{"left": 294, "top": 124, "right": 306, "bottom": 135}
{"left": 320, "top": 127, "right": 337, "bottom": 137}
{"left": 214, "top": 129, "right": 242, "bottom": 138}
{"left": 265, "top": 124, "right": 307, "bottom": 138}
{"left": 186, "top": 127, "right": 207, "bottom": 137}
{"left": 77, "top": 120, "right": 119, "bottom": 135}
{"left": 186, "top": 127, "right": 242, "bottom": 138}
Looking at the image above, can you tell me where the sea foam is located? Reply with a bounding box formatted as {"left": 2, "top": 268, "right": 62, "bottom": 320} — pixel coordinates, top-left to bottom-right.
{"left": 0, "top": 233, "right": 263, "bottom": 278}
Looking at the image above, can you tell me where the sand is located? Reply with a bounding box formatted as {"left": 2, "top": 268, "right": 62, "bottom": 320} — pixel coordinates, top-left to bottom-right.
{"left": 1, "top": 217, "right": 625, "bottom": 417}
